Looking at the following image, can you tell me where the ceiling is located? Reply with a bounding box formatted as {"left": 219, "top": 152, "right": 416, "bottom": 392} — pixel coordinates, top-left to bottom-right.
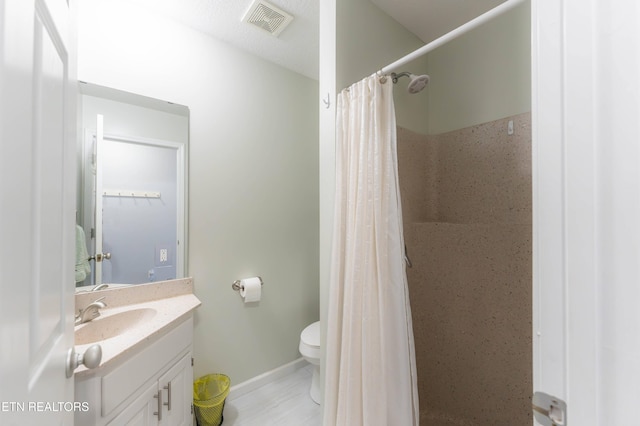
{"left": 127, "top": 0, "right": 507, "bottom": 81}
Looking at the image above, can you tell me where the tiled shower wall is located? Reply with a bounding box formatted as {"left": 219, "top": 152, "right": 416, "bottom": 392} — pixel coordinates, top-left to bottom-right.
{"left": 398, "top": 113, "right": 532, "bottom": 425}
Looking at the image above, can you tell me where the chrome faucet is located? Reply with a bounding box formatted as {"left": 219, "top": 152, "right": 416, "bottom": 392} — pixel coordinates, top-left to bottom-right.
{"left": 91, "top": 284, "right": 109, "bottom": 291}
{"left": 75, "top": 297, "right": 107, "bottom": 325}
{"left": 76, "top": 283, "right": 109, "bottom": 293}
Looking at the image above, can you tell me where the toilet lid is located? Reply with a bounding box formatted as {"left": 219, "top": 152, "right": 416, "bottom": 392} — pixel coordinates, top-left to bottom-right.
{"left": 301, "top": 321, "right": 320, "bottom": 347}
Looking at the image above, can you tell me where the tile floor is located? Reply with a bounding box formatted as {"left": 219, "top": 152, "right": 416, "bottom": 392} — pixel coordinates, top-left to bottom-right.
{"left": 221, "top": 364, "right": 321, "bottom": 426}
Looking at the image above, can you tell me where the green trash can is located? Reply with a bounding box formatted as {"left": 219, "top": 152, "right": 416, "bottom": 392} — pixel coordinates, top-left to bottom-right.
{"left": 193, "top": 374, "right": 230, "bottom": 426}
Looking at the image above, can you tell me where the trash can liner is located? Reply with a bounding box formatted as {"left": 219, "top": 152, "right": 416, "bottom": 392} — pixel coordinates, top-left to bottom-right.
{"left": 193, "top": 374, "right": 230, "bottom": 426}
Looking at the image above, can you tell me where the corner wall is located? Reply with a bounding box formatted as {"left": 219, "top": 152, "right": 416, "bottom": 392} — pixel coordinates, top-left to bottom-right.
{"left": 77, "top": 0, "right": 319, "bottom": 385}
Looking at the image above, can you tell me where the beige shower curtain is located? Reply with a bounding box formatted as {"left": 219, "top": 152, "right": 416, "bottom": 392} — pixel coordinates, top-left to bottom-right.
{"left": 323, "top": 74, "right": 419, "bottom": 426}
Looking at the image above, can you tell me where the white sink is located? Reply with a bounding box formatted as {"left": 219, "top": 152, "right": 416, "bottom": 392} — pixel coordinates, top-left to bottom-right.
{"left": 75, "top": 308, "right": 157, "bottom": 345}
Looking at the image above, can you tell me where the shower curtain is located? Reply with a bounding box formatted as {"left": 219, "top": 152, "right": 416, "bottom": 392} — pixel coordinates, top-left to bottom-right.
{"left": 323, "top": 74, "right": 419, "bottom": 426}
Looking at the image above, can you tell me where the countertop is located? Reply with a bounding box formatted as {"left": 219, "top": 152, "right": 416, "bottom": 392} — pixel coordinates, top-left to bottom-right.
{"left": 74, "top": 278, "right": 201, "bottom": 377}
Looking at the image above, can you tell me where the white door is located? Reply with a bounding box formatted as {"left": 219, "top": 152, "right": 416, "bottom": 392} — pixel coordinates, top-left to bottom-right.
{"left": 0, "top": 0, "right": 77, "bottom": 424}
{"left": 92, "top": 128, "right": 183, "bottom": 286}
{"left": 533, "top": 1, "right": 640, "bottom": 425}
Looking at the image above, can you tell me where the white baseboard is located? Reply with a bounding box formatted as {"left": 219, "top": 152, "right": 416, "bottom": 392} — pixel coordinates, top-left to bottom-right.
{"left": 227, "top": 357, "right": 308, "bottom": 401}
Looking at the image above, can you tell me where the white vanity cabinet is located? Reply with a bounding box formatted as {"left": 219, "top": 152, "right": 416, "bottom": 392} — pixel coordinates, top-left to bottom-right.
{"left": 108, "top": 353, "right": 192, "bottom": 425}
{"left": 75, "top": 317, "right": 195, "bottom": 426}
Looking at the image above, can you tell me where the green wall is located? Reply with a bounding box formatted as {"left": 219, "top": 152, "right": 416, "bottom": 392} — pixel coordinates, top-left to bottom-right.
{"left": 426, "top": 1, "right": 531, "bottom": 134}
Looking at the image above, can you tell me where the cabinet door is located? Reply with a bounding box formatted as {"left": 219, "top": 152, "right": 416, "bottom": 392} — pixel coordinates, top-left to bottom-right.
{"left": 159, "top": 353, "right": 193, "bottom": 426}
{"left": 107, "top": 381, "right": 159, "bottom": 426}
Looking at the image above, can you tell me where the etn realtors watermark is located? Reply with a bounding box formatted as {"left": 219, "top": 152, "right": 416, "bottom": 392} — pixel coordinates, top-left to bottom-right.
{"left": 1, "top": 401, "right": 89, "bottom": 412}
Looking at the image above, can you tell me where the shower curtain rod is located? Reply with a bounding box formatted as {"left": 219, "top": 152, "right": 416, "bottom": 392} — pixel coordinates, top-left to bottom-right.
{"left": 379, "top": 0, "right": 527, "bottom": 74}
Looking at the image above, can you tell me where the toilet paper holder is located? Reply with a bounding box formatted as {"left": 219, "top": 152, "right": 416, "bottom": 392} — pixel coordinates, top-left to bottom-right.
{"left": 231, "top": 276, "right": 263, "bottom": 291}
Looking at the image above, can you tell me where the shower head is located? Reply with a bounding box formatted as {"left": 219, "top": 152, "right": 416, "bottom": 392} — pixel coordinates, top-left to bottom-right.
{"left": 407, "top": 74, "right": 430, "bottom": 94}
{"left": 391, "top": 71, "right": 430, "bottom": 94}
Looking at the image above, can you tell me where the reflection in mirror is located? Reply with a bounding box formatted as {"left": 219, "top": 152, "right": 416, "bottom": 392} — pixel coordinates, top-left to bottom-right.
{"left": 76, "top": 82, "right": 189, "bottom": 288}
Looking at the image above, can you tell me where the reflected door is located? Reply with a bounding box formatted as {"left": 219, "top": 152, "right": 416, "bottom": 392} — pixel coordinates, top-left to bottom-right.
{"left": 91, "top": 115, "right": 184, "bottom": 285}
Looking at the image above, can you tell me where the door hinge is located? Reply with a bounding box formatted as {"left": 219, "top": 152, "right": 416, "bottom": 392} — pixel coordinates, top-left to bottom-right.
{"left": 191, "top": 357, "right": 194, "bottom": 366}
{"left": 532, "top": 391, "right": 567, "bottom": 425}
{"left": 191, "top": 403, "right": 194, "bottom": 415}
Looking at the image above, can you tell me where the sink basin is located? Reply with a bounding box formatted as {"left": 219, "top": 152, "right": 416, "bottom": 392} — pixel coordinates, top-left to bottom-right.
{"left": 75, "top": 308, "right": 157, "bottom": 345}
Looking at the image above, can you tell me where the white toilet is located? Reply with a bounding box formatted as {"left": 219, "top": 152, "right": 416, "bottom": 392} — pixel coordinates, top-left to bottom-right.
{"left": 299, "top": 321, "right": 321, "bottom": 404}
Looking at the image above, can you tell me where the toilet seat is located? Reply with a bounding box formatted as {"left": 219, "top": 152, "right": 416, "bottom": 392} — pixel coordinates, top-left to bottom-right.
{"left": 301, "top": 321, "right": 320, "bottom": 348}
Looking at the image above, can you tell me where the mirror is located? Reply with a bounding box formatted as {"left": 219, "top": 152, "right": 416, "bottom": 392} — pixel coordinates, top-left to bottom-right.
{"left": 76, "top": 82, "right": 189, "bottom": 288}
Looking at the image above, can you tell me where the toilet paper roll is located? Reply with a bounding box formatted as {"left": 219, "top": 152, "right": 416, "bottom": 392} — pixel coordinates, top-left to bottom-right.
{"left": 240, "top": 277, "right": 262, "bottom": 303}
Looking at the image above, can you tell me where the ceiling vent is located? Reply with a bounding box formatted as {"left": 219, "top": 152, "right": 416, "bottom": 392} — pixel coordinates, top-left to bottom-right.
{"left": 242, "top": 0, "right": 294, "bottom": 37}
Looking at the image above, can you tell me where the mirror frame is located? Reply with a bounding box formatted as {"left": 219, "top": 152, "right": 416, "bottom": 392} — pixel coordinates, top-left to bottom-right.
{"left": 77, "top": 82, "right": 189, "bottom": 288}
